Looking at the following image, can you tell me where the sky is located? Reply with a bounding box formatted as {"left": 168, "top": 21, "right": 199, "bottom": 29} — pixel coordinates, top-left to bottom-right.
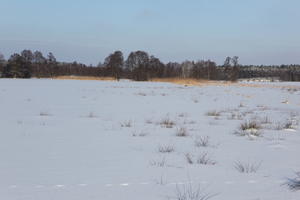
{"left": 0, "top": 0, "right": 300, "bottom": 65}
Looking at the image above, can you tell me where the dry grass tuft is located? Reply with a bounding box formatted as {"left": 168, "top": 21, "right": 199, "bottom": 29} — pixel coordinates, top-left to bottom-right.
{"left": 197, "top": 152, "right": 216, "bottom": 165}
{"left": 158, "top": 145, "right": 175, "bottom": 153}
{"left": 185, "top": 153, "right": 194, "bottom": 164}
{"left": 160, "top": 118, "right": 176, "bottom": 128}
{"left": 175, "top": 181, "right": 216, "bottom": 200}
{"left": 234, "top": 120, "right": 262, "bottom": 138}
{"left": 176, "top": 127, "right": 189, "bottom": 137}
{"left": 239, "top": 120, "right": 261, "bottom": 130}
{"left": 132, "top": 131, "right": 148, "bottom": 137}
{"left": 234, "top": 161, "right": 261, "bottom": 173}
{"left": 150, "top": 157, "right": 167, "bottom": 167}
{"left": 206, "top": 111, "right": 221, "bottom": 117}
{"left": 121, "top": 120, "right": 132, "bottom": 128}
{"left": 194, "top": 136, "right": 210, "bottom": 148}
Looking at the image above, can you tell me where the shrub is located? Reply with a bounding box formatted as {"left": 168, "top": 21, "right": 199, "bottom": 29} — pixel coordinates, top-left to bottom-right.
{"left": 239, "top": 120, "right": 261, "bottom": 131}
{"left": 235, "top": 120, "right": 262, "bottom": 137}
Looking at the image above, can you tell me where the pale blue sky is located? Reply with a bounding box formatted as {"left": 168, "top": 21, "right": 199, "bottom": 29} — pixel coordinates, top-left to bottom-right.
{"left": 0, "top": 0, "right": 299, "bottom": 65}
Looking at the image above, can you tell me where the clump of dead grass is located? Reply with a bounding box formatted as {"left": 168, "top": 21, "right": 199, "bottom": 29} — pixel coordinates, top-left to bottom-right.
{"left": 160, "top": 118, "right": 176, "bottom": 128}
{"left": 176, "top": 127, "right": 189, "bottom": 137}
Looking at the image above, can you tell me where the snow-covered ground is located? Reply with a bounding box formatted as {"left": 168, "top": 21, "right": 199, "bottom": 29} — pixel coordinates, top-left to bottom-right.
{"left": 0, "top": 79, "right": 299, "bottom": 200}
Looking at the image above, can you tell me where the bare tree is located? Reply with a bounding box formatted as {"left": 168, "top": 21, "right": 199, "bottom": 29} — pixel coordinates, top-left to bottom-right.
{"left": 181, "top": 61, "right": 193, "bottom": 78}
{"left": 3, "top": 53, "right": 31, "bottom": 78}
{"left": 33, "top": 51, "right": 46, "bottom": 64}
{"left": 21, "top": 50, "right": 34, "bottom": 63}
{"left": 125, "top": 51, "right": 149, "bottom": 81}
{"left": 230, "top": 56, "right": 239, "bottom": 81}
{"left": 47, "top": 52, "right": 56, "bottom": 64}
{"left": 0, "top": 53, "right": 5, "bottom": 76}
{"left": 148, "top": 55, "right": 165, "bottom": 78}
{"left": 223, "top": 56, "right": 232, "bottom": 81}
{"left": 0, "top": 53, "right": 5, "bottom": 63}
{"left": 104, "top": 50, "right": 124, "bottom": 80}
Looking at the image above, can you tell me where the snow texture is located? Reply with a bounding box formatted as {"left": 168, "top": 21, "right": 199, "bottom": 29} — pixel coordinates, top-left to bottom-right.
{"left": 0, "top": 79, "right": 299, "bottom": 200}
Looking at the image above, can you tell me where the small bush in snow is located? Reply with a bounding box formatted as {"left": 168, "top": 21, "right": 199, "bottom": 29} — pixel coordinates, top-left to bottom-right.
{"left": 197, "top": 152, "right": 216, "bottom": 165}
{"left": 158, "top": 145, "right": 175, "bottom": 153}
{"left": 235, "top": 120, "right": 262, "bottom": 138}
{"left": 234, "top": 161, "right": 261, "bottom": 173}
{"left": 194, "top": 136, "right": 210, "bottom": 147}
{"left": 286, "top": 172, "right": 300, "bottom": 191}
{"left": 176, "top": 127, "right": 189, "bottom": 137}
{"left": 240, "top": 120, "right": 261, "bottom": 130}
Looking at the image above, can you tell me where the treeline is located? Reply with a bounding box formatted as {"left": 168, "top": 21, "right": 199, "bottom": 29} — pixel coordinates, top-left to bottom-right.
{"left": 0, "top": 50, "right": 299, "bottom": 81}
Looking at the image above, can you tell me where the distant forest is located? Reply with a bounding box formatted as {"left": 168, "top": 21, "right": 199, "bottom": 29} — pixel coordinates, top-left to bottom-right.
{"left": 0, "top": 50, "right": 299, "bottom": 81}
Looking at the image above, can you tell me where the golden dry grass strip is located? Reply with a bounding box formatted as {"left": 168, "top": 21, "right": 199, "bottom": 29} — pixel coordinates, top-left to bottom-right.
{"left": 53, "top": 76, "right": 300, "bottom": 90}
{"left": 150, "top": 78, "right": 219, "bottom": 86}
{"left": 53, "top": 76, "right": 116, "bottom": 81}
